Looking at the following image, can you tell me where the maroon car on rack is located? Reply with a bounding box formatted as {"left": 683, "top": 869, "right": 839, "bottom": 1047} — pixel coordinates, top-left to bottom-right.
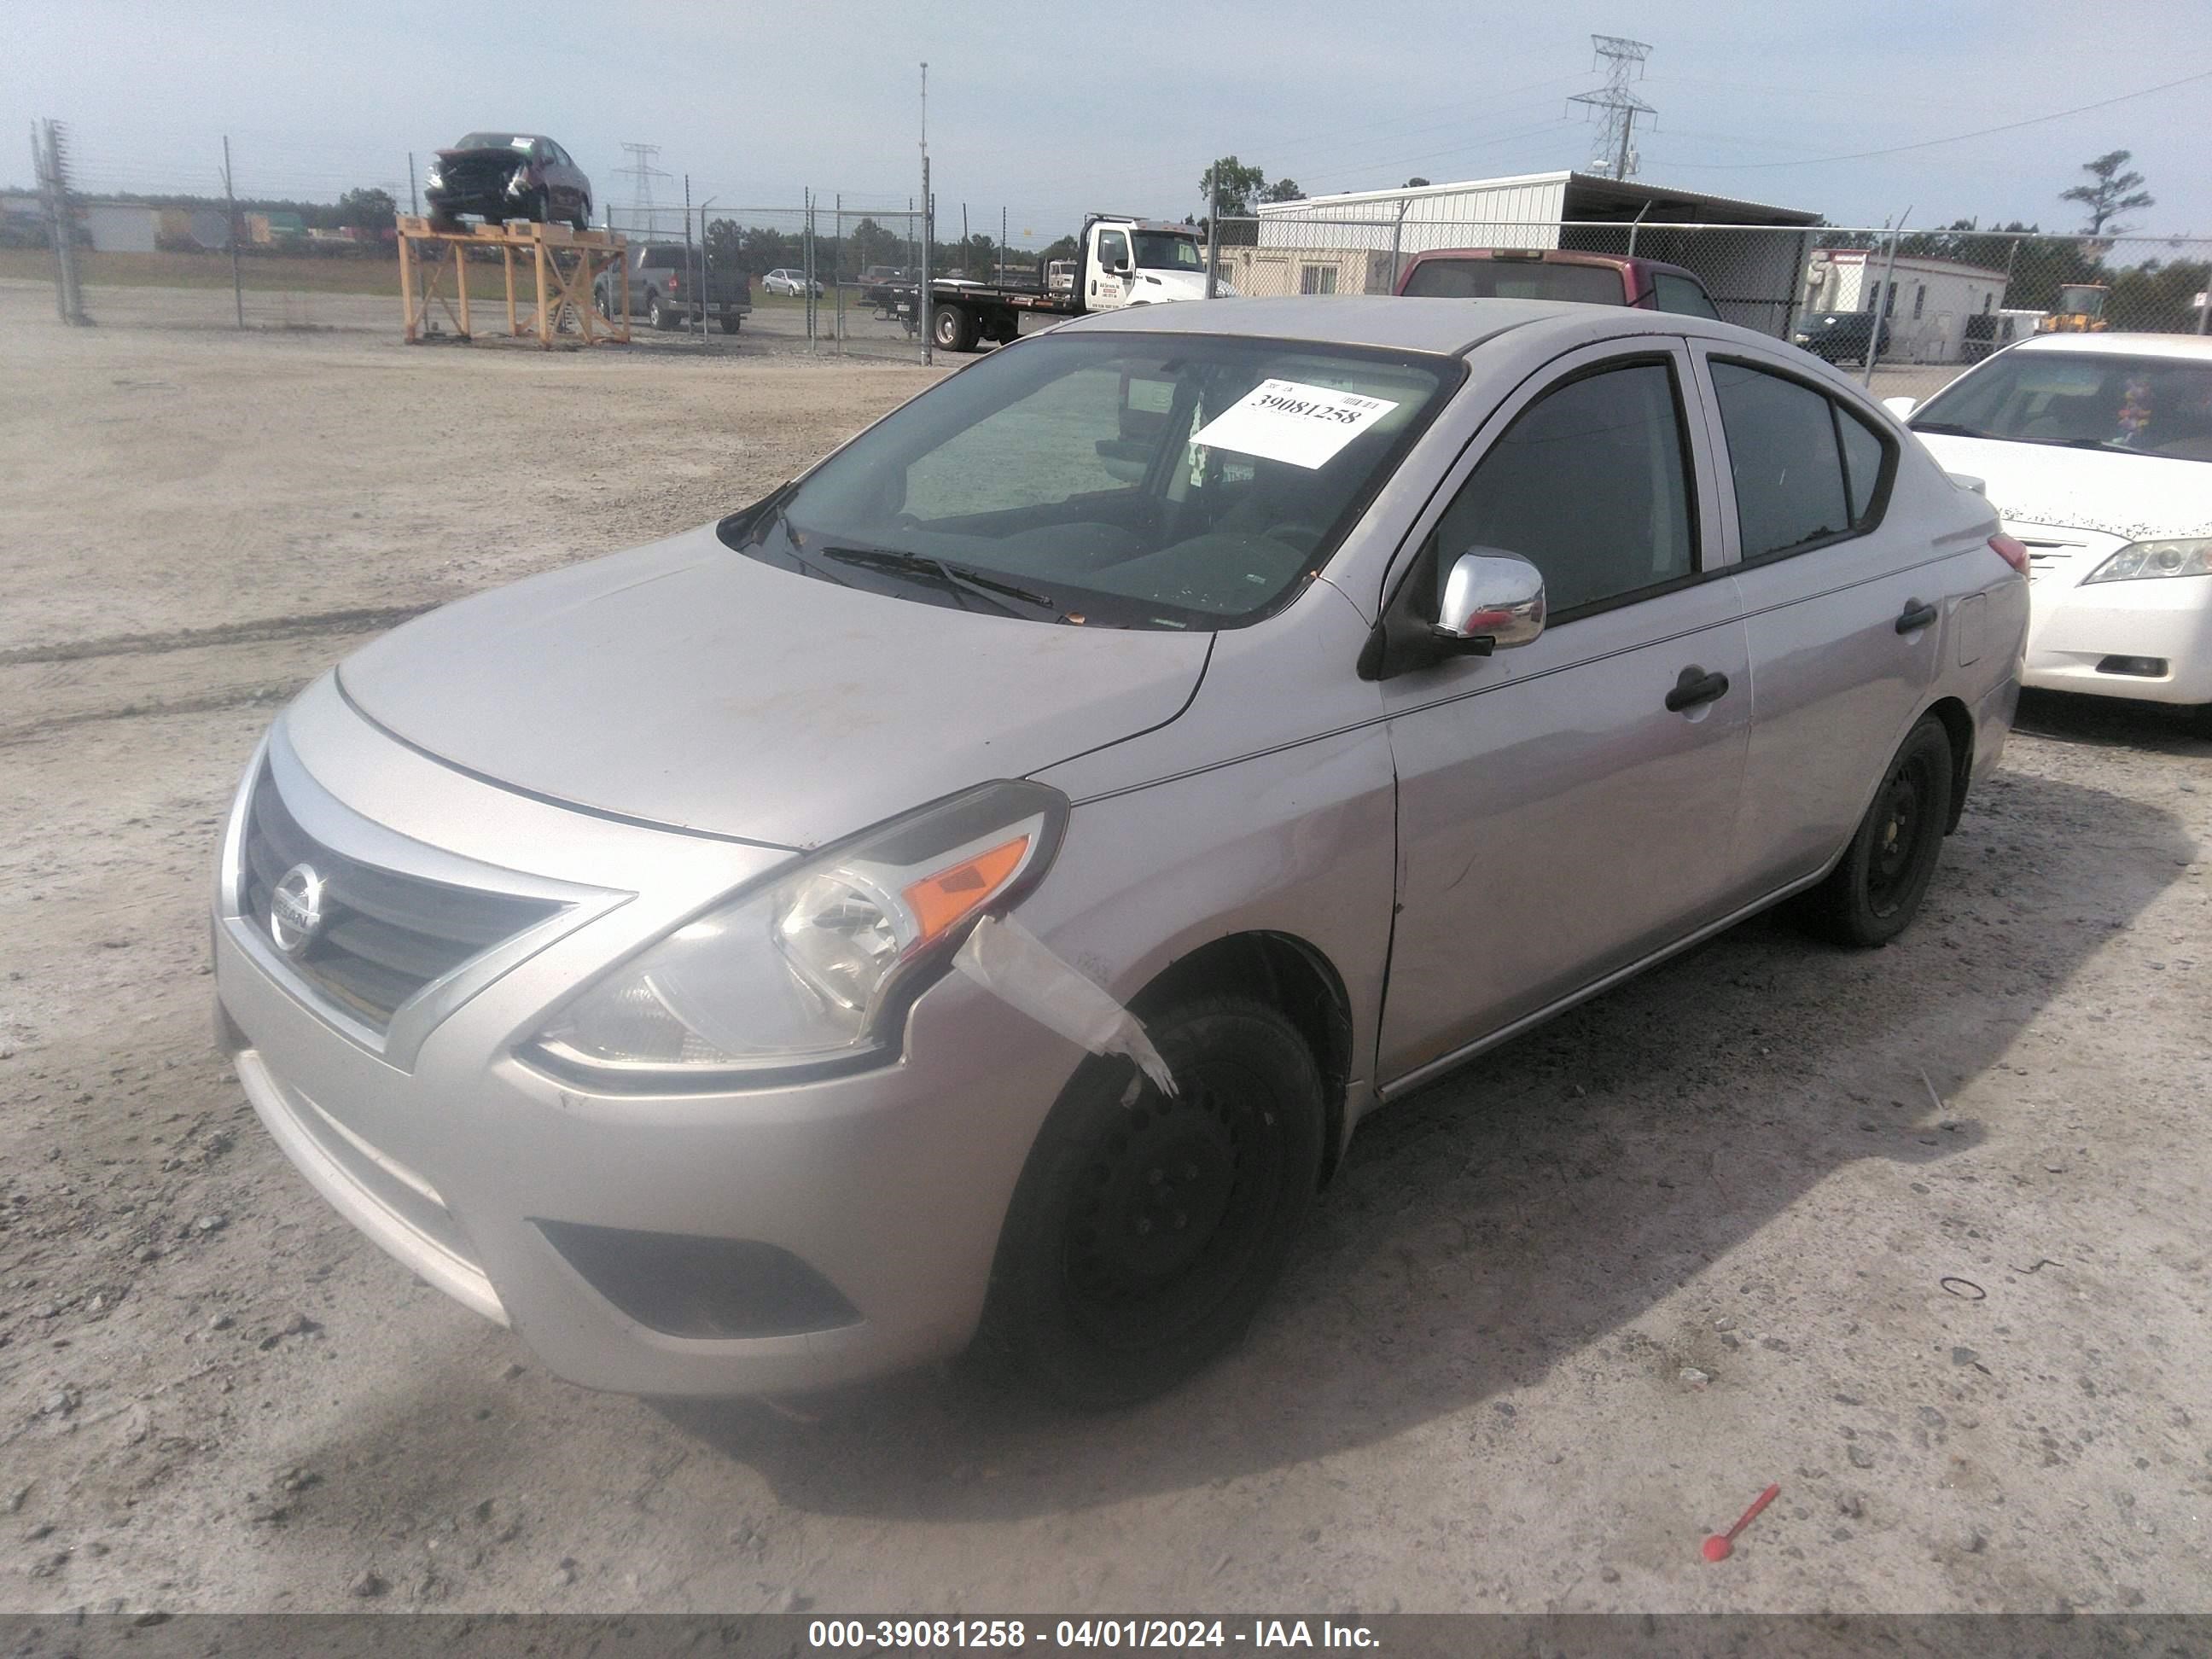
{"left": 423, "top": 132, "right": 592, "bottom": 232}
{"left": 1394, "top": 247, "right": 1719, "bottom": 317}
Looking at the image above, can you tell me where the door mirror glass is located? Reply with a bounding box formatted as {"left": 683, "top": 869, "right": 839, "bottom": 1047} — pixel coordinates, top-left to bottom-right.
{"left": 1883, "top": 395, "right": 1918, "bottom": 419}
{"left": 1438, "top": 550, "right": 1545, "bottom": 651}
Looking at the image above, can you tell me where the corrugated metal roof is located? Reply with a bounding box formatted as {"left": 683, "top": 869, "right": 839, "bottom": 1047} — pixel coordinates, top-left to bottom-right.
{"left": 1260, "top": 170, "right": 1819, "bottom": 227}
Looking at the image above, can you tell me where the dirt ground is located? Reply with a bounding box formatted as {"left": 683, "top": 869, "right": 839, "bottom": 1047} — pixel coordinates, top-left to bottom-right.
{"left": 2, "top": 277, "right": 2209, "bottom": 1620}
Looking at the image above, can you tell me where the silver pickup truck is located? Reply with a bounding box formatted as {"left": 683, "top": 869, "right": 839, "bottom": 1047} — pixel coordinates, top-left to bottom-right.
{"left": 593, "top": 243, "right": 752, "bottom": 334}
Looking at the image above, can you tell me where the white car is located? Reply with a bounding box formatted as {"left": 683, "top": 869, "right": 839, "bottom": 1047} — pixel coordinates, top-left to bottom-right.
{"left": 761, "top": 268, "right": 823, "bottom": 297}
{"left": 1897, "top": 334, "right": 2212, "bottom": 714}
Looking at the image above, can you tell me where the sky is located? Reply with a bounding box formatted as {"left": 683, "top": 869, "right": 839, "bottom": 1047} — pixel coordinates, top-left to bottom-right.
{"left": 9, "top": 0, "right": 2211, "bottom": 250}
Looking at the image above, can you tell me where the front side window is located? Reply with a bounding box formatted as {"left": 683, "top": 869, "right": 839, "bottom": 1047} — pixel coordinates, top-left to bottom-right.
{"left": 1711, "top": 359, "right": 1882, "bottom": 558}
{"left": 1432, "top": 359, "right": 1697, "bottom": 616}
{"left": 730, "top": 334, "right": 1454, "bottom": 630}
{"left": 1912, "top": 351, "right": 2212, "bottom": 461}
{"left": 1097, "top": 230, "right": 1130, "bottom": 271}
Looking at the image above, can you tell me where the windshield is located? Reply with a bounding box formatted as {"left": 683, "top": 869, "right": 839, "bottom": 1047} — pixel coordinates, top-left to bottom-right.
{"left": 1400, "top": 259, "right": 1622, "bottom": 304}
{"left": 726, "top": 334, "right": 1455, "bottom": 630}
{"left": 1913, "top": 351, "right": 2212, "bottom": 461}
{"left": 1132, "top": 232, "right": 1203, "bottom": 272}
{"left": 454, "top": 132, "right": 532, "bottom": 152}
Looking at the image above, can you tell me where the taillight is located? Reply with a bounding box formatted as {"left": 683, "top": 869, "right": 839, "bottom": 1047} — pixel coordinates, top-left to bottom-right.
{"left": 1989, "top": 533, "right": 2029, "bottom": 577}
{"left": 668, "top": 273, "right": 681, "bottom": 294}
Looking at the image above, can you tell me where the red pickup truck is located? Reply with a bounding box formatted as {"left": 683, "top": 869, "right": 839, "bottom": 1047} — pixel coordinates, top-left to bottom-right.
{"left": 1394, "top": 247, "right": 1720, "bottom": 317}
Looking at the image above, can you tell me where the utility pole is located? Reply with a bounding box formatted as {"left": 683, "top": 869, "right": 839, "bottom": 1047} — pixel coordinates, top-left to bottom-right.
{"left": 1569, "top": 35, "right": 1655, "bottom": 181}
{"left": 919, "top": 61, "right": 932, "bottom": 364}
{"left": 1864, "top": 210, "right": 1910, "bottom": 390}
{"left": 406, "top": 150, "right": 418, "bottom": 218}
{"left": 1204, "top": 181, "right": 1221, "bottom": 299}
{"left": 223, "top": 135, "right": 242, "bottom": 328}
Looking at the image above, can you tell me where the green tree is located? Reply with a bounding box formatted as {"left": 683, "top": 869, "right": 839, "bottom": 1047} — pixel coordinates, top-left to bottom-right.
{"left": 2061, "top": 149, "right": 2153, "bottom": 236}
{"left": 1039, "top": 234, "right": 1080, "bottom": 265}
{"left": 1260, "top": 178, "right": 1306, "bottom": 204}
{"left": 1404, "top": 177, "right": 1431, "bottom": 189}
{"left": 334, "top": 187, "right": 397, "bottom": 230}
{"left": 1199, "top": 155, "right": 1266, "bottom": 217}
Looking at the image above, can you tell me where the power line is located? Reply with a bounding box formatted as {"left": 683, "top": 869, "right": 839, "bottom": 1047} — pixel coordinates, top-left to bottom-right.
{"left": 1658, "top": 65, "right": 2212, "bottom": 170}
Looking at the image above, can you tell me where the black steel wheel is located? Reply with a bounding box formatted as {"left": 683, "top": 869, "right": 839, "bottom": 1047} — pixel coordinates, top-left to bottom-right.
{"left": 978, "top": 995, "right": 1324, "bottom": 1408}
{"left": 1800, "top": 716, "right": 1954, "bottom": 947}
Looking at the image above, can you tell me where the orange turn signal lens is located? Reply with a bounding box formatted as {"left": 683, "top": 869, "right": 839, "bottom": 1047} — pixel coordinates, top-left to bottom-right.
{"left": 901, "top": 835, "right": 1031, "bottom": 946}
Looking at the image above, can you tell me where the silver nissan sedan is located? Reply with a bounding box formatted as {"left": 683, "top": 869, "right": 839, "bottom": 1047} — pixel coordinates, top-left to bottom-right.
{"left": 212, "top": 298, "right": 2028, "bottom": 1406}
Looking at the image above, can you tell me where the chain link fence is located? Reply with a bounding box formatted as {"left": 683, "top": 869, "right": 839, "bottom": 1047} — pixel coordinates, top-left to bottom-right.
{"left": 1216, "top": 211, "right": 2212, "bottom": 405}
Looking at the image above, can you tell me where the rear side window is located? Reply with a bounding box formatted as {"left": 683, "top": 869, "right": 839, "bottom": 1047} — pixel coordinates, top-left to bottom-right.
{"left": 1711, "top": 359, "right": 1890, "bottom": 558}
{"left": 1651, "top": 272, "right": 1719, "bottom": 319}
{"left": 1434, "top": 359, "right": 1697, "bottom": 615}
{"left": 1400, "top": 259, "right": 1623, "bottom": 305}
{"left": 643, "top": 247, "right": 679, "bottom": 270}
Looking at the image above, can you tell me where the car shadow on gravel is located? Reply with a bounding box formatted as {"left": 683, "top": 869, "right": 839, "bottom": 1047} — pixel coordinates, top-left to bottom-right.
{"left": 641, "top": 762, "right": 2195, "bottom": 1522}
{"left": 2013, "top": 688, "right": 2212, "bottom": 756}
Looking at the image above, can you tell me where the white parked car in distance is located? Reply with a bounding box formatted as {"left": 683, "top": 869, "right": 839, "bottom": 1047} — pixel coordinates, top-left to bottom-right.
{"left": 761, "top": 268, "right": 824, "bottom": 297}
{"left": 1895, "top": 334, "right": 2212, "bottom": 717}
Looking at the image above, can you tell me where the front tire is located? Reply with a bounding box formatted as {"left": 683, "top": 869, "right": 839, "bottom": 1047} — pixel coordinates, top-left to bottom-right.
{"left": 649, "top": 294, "right": 674, "bottom": 331}
{"left": 1800, "top": 717, "right": 1954, "bottom": 947}
{"left": 933, "top": 301, "right": 977, "bottom": 352}
{"left": 978, "top": 995, "right": 1324, "bottom": 1409}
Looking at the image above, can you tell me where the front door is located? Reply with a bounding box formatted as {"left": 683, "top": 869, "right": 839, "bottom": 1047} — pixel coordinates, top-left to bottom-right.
{"left": 1089, "top": 228, "right": 1133, "bottom": 311}
{"left": 1377, "top": 345, "right": 1752, "bottom": 1087}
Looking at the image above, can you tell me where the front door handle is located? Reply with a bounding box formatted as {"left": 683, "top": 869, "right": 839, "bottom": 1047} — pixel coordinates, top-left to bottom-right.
{"left": 1895, "top": 600, "right": 1940, "bottom": 634}
{"left": 1665, "top": 666, "right": 1732, "bottom": 713}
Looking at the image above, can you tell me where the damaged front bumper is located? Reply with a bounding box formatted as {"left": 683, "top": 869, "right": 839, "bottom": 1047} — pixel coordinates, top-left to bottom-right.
{"left": 212, "top": 683, "right": 1086, "bottom": 1396}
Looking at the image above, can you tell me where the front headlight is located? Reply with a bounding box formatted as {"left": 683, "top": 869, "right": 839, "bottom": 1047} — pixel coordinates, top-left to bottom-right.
{"left": 526, "top": 780, "right": 1066, "bottom": 1086}
{"left": 2081, "top": 537, "right": 2212, "bottom": 585}
{"left": 423, "top": 162, "right": 445, "bottom": 189}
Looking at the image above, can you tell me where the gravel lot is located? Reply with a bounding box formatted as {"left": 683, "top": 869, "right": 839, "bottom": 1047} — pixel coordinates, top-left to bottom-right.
{"left": 2, "top": 277, "right": 2209, "bottom": 1619}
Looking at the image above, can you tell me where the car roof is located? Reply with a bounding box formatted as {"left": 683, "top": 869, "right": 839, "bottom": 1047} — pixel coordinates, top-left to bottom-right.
{"left": 1057, "top": 294, "right": 1756, "bottom": 358}
{"left": 2010, "top": 332, "right": 2212, "bottom": 362}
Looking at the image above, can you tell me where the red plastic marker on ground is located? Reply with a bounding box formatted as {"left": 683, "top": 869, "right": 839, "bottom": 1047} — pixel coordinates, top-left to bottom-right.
{"left": 1702, "top": 1482, "right": 1780, "bottom": 1562}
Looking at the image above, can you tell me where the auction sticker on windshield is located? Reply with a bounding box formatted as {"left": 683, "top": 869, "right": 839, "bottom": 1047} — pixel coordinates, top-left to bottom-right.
{"left": 1192, "top": 380, "right": 1400, "bottom": 469}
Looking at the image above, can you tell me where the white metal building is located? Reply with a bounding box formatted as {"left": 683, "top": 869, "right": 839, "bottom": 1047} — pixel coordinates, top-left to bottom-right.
{"left": 1253, "top": 171, "right": 1822, "bottom": 337}
{"left": 1802, "top": 248, "right": 2011, "bottom": 364}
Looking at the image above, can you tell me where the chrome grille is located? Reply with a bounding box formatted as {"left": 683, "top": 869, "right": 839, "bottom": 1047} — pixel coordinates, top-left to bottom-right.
{"left": 240, "top": 764, "right": 561, "bottom": 1031}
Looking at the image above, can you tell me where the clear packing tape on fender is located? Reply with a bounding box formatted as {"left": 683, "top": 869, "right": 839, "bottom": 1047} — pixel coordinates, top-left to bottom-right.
{"left": 952, "top": 915, "right": 1178, "bottom": 1097}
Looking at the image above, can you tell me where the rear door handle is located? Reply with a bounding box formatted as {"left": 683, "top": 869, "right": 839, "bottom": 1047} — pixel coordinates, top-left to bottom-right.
{"left": 1665, "top": 666, "right": 1732, "bottom": 713}
{"left": 1895, "top": 600, "right": 1940, "bottom": 634}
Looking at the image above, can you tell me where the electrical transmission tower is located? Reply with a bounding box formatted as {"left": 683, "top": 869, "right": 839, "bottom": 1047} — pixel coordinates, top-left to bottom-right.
{"left": 618, "top": 141, "right": 671, "bottom": 228}
{"left": 1569, "top": 35, "right": 1655, "bottom": 181}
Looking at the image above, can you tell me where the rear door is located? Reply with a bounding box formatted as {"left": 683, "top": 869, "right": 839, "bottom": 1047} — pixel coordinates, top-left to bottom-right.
{"left": 1377, "top": 341, "right": 1752, "bottom": 1087}
{"left": 1688, "top": 342, "right": 1947, "bottom": 894}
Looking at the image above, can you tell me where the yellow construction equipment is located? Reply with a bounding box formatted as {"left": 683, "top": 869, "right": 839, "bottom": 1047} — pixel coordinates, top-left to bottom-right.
{"left": 2036, "top": 282, "right": 2110, "bottom": 334}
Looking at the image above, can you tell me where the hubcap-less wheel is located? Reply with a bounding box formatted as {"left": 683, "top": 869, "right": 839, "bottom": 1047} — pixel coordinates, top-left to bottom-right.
{"left": 1798, "top": 715, "right": 1954, "bottom": 948}
{"left": 979, "top": 994, "right": 1324, "bottom": 1408}
{"left": 1063, "top": 1059, "right": 1287, "bottom": 1351}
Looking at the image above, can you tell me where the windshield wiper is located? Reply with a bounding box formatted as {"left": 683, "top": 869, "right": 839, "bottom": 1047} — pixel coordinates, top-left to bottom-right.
{"left": 1908, "top": 421, "right": 1987, "bottom": 438}
{"left": 819, "top": 546, "right": 1067, "bottom": 620}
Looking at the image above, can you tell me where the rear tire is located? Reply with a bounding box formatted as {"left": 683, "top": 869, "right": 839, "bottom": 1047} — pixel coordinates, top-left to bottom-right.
{"left": 977, "top": 995, "right": 1324, "bottom": 1409}
{"left": 719, "top": 313, "right": 742, "bottom": 335}
{"left": 649, "top": 294, "right": 674, "bottom": 331}
{"left": 1799, "top": 717, "right": 1954, "bottom": 947}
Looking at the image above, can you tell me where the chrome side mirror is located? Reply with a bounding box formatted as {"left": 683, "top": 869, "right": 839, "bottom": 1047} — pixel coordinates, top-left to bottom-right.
{"left": 1437, "top": 550, "right": 1545, "bottom": 654}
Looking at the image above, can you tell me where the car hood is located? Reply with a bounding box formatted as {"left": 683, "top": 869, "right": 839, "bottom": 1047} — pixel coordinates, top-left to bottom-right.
{"left": 1912, "top": 432, "right": 2212, "bottom": 540}
{"left": 335, "top": 523, "right": 1211, "bottom": 849}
